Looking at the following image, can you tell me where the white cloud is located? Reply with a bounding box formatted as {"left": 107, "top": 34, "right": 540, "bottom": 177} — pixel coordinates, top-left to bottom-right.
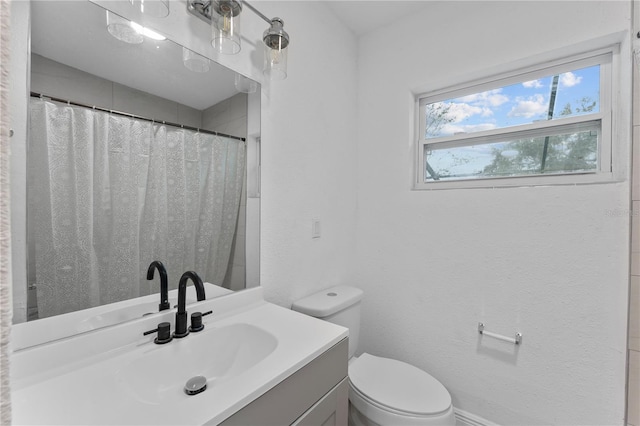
{"left": 481, "top": 107, "right": 493, "bottom": 117}
{"left": 457, "top": 89, "right": 509, "bottom": 107}
{"left": 559, "top": 72, "right": 582, "bottom": 88}
{"left": 438, "top": 102, "right": 484, "bottom": 123}
{"left": 508, "top": 94, "right": 548, "bottom": 118}
{"left": 522, "top": 79, "right": 543, "bottom": 89}
{"left": 487, "top": 94, "right": 509, "bottom": 107}
{"left": 441, "top": 122, "right": 497, "bottom": 135}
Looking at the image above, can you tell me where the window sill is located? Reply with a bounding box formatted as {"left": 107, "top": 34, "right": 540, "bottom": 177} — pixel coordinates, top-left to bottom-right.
{"left": 412, "top": 171, "right": 620, "bottom": 191}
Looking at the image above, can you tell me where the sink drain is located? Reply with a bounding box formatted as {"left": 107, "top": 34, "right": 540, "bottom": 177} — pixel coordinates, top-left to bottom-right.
{"left": 184, "top": 376, "right": 207, "bottom": 396}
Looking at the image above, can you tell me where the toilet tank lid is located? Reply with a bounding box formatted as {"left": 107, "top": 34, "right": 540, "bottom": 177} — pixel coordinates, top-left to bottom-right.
{"left": 291, "top": 286, "right": 363, "bottom": 318}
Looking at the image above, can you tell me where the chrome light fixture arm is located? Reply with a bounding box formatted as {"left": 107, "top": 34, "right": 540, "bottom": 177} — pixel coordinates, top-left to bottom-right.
{"left": 187, "top": 0, "right": 289, "bottom": 79}
{"left": 187, "top": 0, "right": 270, "bottom": 25}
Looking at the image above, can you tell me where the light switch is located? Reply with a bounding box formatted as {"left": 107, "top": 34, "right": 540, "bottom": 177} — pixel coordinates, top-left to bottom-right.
{"left": 312, "top": 218, "right": 321, "bottom": 238}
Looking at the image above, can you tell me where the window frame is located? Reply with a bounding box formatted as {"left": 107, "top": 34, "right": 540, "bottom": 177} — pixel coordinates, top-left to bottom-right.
{"left": 414, "top": 47, "right": 617, "bottom": 190}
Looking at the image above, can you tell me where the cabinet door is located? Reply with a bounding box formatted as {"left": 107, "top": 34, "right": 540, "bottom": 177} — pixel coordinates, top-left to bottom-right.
{"left": 293, "top": 378, "right": 349, "bottom": 426}
{"left": 218, "top": 338, "right": 348, "bottom": 426}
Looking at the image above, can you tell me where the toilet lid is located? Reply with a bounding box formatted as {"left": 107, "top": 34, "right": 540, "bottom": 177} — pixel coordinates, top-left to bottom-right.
{"left": 349, "top": 353, "right": 452, "bottom": 416}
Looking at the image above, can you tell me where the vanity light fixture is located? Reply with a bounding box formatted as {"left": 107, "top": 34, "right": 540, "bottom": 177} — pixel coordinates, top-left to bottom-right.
{"left": 106, "top": 11, "right": 167, "bottom": 43}
{"left": 262, "top": 17, "right": 289, "bottom": 80}
{"left": 183, "top": 47, "right": 211, "bottom": 72}
{"left": 131, "top": 0, "right": 170, "bottom": 18}
{"left": 234, "top": 74, "right": 258, "bottom": 93}
{"left": 106, "top": 11, "right": 144, "bottom": 44}
{"left": 187, "top": 0, "right": 290, "bottom": 80}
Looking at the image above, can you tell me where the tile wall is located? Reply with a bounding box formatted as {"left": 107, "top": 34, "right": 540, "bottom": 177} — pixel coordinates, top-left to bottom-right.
{"left": 31, "top": 54, "right": 203, "bottom": 128}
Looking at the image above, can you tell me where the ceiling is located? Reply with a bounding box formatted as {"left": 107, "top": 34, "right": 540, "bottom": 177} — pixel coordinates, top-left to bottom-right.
{"left": 30, "top": 0, "right": 431, "bottom": 110}
{"left": 324, "top": 1, "right": 432, "bottom": 37}
{"left": 31, "top": 1, "right": 239, "bottom": 110}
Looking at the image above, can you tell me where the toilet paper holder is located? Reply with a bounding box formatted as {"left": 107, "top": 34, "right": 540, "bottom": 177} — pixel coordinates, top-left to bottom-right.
{"left": 478, "top": 322, "right": 522, "bottom": 345}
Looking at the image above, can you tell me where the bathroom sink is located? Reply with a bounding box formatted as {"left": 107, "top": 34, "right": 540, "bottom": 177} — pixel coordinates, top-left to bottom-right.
{"left": 116, "top": 323, "right": 278, "bottom": 404}
{"left": 11, "top": 287, "right": 349, "bottom": 425}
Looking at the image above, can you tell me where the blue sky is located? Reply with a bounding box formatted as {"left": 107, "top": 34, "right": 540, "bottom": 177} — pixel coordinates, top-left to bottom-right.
{"left": 427, "top": 65, "right": 600, "bottom": 138}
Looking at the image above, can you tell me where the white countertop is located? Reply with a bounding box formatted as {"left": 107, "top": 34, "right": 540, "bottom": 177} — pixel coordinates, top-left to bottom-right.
{"left": 12, "top": 282, "right": 232, "bottom": 350}
{"left": 11, "top": 287, "right": 348, "bottom": 425}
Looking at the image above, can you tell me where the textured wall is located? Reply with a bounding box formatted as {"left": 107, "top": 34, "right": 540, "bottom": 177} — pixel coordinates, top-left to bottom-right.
{"left": 354, "top": 1, "right": 632, "bottom": 424}
{"left": 256, "top": 2, "right": 359, "bottom": 307}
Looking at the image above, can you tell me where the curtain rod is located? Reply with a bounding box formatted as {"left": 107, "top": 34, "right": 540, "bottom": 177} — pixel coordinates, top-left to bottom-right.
{"left": 30, "top": 92, "right": 246, "bottom": 142}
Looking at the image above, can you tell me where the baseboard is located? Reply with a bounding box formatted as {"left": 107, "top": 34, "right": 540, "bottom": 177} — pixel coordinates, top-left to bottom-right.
{"left": 454, "top": 408, "right": 499, "bottom": 426}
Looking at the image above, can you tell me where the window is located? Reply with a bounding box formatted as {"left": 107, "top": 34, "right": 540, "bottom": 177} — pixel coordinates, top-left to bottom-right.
{"left": 416, "top": 49, "right": 614, "bottom": 188}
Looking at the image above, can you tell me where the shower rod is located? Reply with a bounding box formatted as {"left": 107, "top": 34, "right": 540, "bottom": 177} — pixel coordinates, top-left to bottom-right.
{"left": 30, "top": 92, "right": 246, "bottom": 142}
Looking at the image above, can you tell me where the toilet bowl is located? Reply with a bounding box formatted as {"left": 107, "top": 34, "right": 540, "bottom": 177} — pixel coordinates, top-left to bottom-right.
{"left": 292, "top": 286, "right": 455, "bottom": 426}
{"left": 348, "top": 353, "right": 455, "bottom": 426}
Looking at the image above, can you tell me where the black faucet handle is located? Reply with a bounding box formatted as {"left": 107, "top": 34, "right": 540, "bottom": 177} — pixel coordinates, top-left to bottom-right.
{"left": 143, "top": 321, "right": 173, "bottom": 345}
{"left": 189, "top": 312, "right": 204, "bottom": 333}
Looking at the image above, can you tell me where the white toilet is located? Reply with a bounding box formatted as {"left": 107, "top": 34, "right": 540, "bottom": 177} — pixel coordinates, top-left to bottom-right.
{"left": 292, "top": 286, "right": 456, "bottom": 426}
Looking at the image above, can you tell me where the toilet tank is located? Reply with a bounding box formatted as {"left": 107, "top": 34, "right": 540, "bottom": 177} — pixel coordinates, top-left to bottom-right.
{"left": 291, "top": 286, "right": 363, "bottom": 359}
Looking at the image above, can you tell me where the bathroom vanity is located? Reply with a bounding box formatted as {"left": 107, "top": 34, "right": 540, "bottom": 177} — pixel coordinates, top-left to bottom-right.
{"left": 221, "top": 339, "right": 348, "bottom": 426}
{"left": 10, "top": 288, "right": 349, "bottom": 425}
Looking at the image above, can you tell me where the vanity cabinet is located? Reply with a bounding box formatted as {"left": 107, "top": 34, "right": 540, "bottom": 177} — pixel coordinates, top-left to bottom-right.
{"left": 219, "top": 338, "right": 349, "bottom": 426}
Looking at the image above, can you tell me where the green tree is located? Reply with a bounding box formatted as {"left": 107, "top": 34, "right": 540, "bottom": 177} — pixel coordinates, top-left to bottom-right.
{"left": 425, "top": 103, "right": 454, "bottom": 138}
{"left": 482, "top": 96, "right": 598, "bottom": 177}
{"left": 425, "top": 103, "right": 456, "bottom": 179}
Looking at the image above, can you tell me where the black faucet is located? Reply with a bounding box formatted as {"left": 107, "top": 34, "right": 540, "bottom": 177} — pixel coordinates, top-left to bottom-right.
{"left": 147, "top": 261, "right": 170, "bottom": 311}
{"left": 174, "top": 271, "right": 206, "bottom": 338}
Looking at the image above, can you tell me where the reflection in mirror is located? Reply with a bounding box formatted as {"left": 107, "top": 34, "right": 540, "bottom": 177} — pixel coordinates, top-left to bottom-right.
{"left": 19, "top": 1, "right": 260, "bottom": 329}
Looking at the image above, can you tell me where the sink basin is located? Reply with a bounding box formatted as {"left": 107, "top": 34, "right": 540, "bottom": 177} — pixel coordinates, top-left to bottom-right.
{"left": 116, "top": 323, "right": 277, "bottom": 404}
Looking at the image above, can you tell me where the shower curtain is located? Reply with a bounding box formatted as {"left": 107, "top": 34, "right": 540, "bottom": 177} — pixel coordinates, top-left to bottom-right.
{"left": 28, "top": 98, "right": 246, "bottom": 318}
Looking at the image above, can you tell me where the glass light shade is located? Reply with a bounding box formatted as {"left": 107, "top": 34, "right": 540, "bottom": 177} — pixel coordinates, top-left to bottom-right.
{"left": 263, "top": 18, "right": 289, "bottom": 80}
{"left": 182, "top": 47, "right": 210, "bottom": 73}
{"left": 263, "top": 42, "right": 288, "bottom": 80}
{"left": 106, "top": 11, "right": 143, "bottom": 44}
{"left": 234, "top": 74, "right": 258, "bottom": 93}
{"left": 131, "top": 0, "right": 169, "bottom": 18}
{"left": 211, "top": 1, "right": 242, "bottom": 54}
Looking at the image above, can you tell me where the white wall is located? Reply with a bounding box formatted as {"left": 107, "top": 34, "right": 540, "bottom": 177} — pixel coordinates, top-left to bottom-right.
{"left": 256, "top": 2, "right": 359, "bottom": 307}
{"left": 354, "top": 1, "right": 632, "bottom": 424}
{"left": 627, "top": 2, "right": 640, "bottom": 424}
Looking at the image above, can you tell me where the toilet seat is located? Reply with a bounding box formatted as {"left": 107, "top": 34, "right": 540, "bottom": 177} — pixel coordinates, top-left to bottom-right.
{"left": 348, "top": 353, "right": 452, "bottom": 416}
